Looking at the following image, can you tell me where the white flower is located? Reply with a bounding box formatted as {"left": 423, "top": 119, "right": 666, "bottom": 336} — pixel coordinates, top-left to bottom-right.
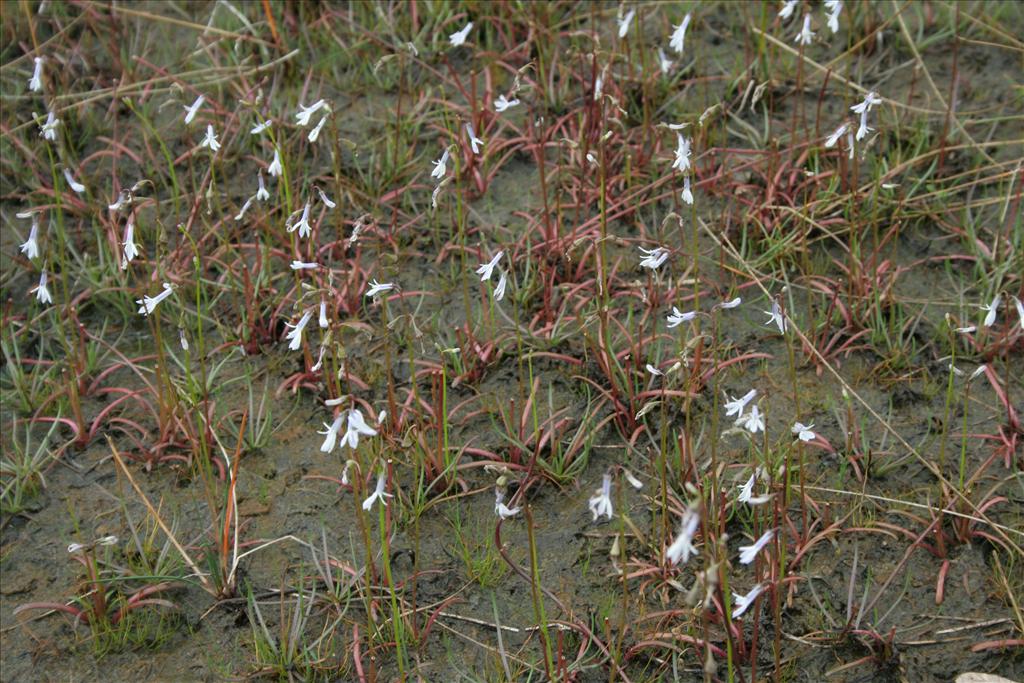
{"left": 954, "top": 325, "right": 976, "bottom": 334}
{"left": 234, "top": 196, "right": 255, "bottom": 221}
{"left": 732, "top": 584, "right": 765, "bottom": 619}
{"left": 284, "top": 310, "right": 312, "bottom": 350}
{"left": 256, "top": 170, "right": 270, "bottom": 201}
{"left": 342, "top": 408, "right": 378, "bottom": 450}
{"left": 588, "top": 473, "right": 613, "bottom": 521}
{"left": 377, "top": 410, "right": 387, "bottom": 426}
{"left": 846, "top": 129, "right": 855, "bottom": 159}
{"left": 494, "top": 94, "right": 520, "bottom": 112}
{"left": 19, "top": 216, "right": 40, "bottom": 260}
{"left": 739, "top": 528, "right": 774, "bottom": 565}
{"left": 724, "top": 389, "right": 757, "bottom": 417}
{"left": 968, "top": 364, "right": 987, "bottom": 382}
{"left": 1013, "top": 296, "right": 1024, "bottom": 330}
{"left": 794, "top": 15, "right": 814, "bottom": 45}
{"left": 31, "top": 271, "right": 52, "bottom": 305}
{"left": 288, "top": 201, "right": 312, "bottom": 239}
{"left": 792, "top": 422, "right": 816, "bottom": 442}
{"left": 290, "top": 260, "right": 319, "bottom": 270}
{"left": 251, "top": 119, "right": 272, "bottom": 135}
{"left": 681, "top": 175, "right": 693, "bottom": 205}
{"left": 28, "top": 57, "right": 43, "bottom": 92}
{"left": 622, "top": 469, "right": 643, "bottom": 489}
{"left": 39, "top": 110, "right": 60, "bottom": 140}
{"left": 850, "top": 92, "right": 882, "bottom": 115}
{"left": 136, "top": 282, "right": 174, "bottom": 316}
{"left": 737, "top": 473, "right": 771, "bottom": 506}
{"left": 825, "top": 1, "right": 842, "bottom": 33}
{"left": 179, "top": 329, "right": 189, "bottom": 351}
{"left": 268, "top": 148, "right": 283, "bottom": 177}
{"left": 778, "top": 0, "right": 798, "bottom": 20}
{"left": 671, "top": 134, "right": 692, "bottom": 173}
{"left": 855, "top": 109, "right": 872, "bottom": 141}
{"left": 308, "top": 115, "right": 328, "bottom": 143}
{"left": 201, "top": 124, "right": 220, "bottom": 151}
{"left": 495, "top": 489, "right": 521, "bottom": 519}
{"left": 67, "top": 543, "right": 85, "bottom": 554}
{"left": 639, "top": 246, "right": 669, "bottom": 270}
{"left": 657, "top": 48, "right": 674, "bottom": 73}
{"left": 340, "top": 460, "right": 355, "bottom": 486}
{"left": 646, "top": 363, "right": 663, "bottom": 376}
{"left": 716, "top": 296, "right": 742, "bottom": 310}
{"left": 594, "top": 74, "right": 604, "bottom": 102}
{"left": 319, "top": 415, "right": 345, "bottom": 452}
{"left": 666, "top": 506, "right": 700, "bottom": 565}
{"left": 825, "top": 122, "right": 849, "bottom": 148}
{"left": 980, "top": 294, "right": 1000, "bottom": 328}
{"left": 669, "top": 13, "right": 692, "bottom": 55}
{"left": 365, "top": 279, "right": 395, "bottom": 298}
{"left": 319, "top": 301, "right": 329, "bottom": 329}
{"left": 362, "top": 471, "right": 392, "bottom": 511}
{"left": 494, "top": 270, "right": 508, "bottom": 301}
{"left": 738, "top": 404, "right": 765, "bottom": 433}
{"left": 763, "top": 298, "right": 787, "bottom": 333}
{"left": 475, "top": 251, "right": 504, "bottom": 281}
{"left": 121, "top": 219, "right": 140, "bottom": 269}
{"left": 310, "top": 346, "right": 325, "bottom": 372}
{"left": 431, "top": 149, "right": 450, "bottom": 179}
{"left": 667, "top": 306, "right": 697, "bottom": 328}
{"left": 296, "top": 99, "right": 329, "bottom": 127}
{"left": 108, "top": 190, "right": 130, "bottom": 212}
{"left": 618, "top": 8, "right": 635, "bottom": 38}
{"left": 317, "top": 188, "right": 336, "bottom": 208}
{"left": 465, "top": 122, "right": 484, "bottom": 155}
{"left": 63, "top": 168, "right": 85, "bottom": 194}
{"left": 449, "top": 21, "right": 473, "bottom": 47}
{"left": 183, "top": 94, "right": 204, "bottom": 125}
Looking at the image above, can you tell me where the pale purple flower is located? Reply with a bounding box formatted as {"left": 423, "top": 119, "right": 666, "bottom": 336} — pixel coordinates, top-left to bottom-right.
{"left": 256, "top": 171, "right": 270, "bottom": 201}
{"left": 319, "top": 415, "right": 344, "bottom": 452}
{"left": 667, "top": 306, "right": 697, "bottom": 328}
{"left": 646, "top": 363, "right": 664, "bottom": 376}
{"left": 739, "top": 529, "right": 774, "bottom": 565}
{"left": 494, "top": 270, "right": 508, "bottom": 301}
{"left": 778, "top": 0, "right": 798, "bottom": 20}
{"left": 825, "top": 0, "right": 842, "bottom": 33}
{"left": 475, "top": 251, "right": 504, "bottom": 281}
{"left": 825, "top": 122, "right": 849, "bottom": 148}
{"left": 121, "top": 219, "right": 140, "bottom": 269}
{"left": 738, "top": 404, "right": 765, "bottom": 434}
{"left": 465, "top": 122, "right": 484, "bottom": 155}
{"left": 657, "top": 48, "right": 674, "bottom": 73}
{"left": 319, "top": 301, "right": 329, "bottom": 329}
{"left": 290, "top": 260, "right": 319, "bottom": 270}
{"left": 764, "top": 298, "right": 787, "bottom": 333}
{"left": 28, "top": 57, "right": 43, "bottom": 92}
{"left": 39, "top": 110, "right": 60, "bottom": 140}
{"left": 431, "top": 149, "right": 450, "bottom": 179}
{"left": 716, "top": 296, "right": 742, "bottom": 310}
{"left": 681, "top": 175, "right": 693, "bottom": 205}
{"left": 308, "top": 115, "right": 328, "bottom": 143}
{"left": 494, "top": 94, "right": 520, "bottom": 112}
{"left": 1013, "top": 296, "right": 1024, "bottom": 330}
{"left": 638, "top": 246, "right": 669, "bottom": 270}
{"left": 288, "top": 201, "right": 312, "bottom": 238}
{"left": 980, "top": 294, "right": 1000, "bottom": 328}
{"left": 234, "top": 196, "right": 255, "bottom": 221}
{"left": 737, "top": 473, "right": 771, "bottom": 506}
{"left": 251, "top": 119, "right": 272, "bottom": 135}
{"left": 724, "top": 389, "right": 757, "bottom": 418}
{"left": 31, "top": 270, "right": 52, "bottom": 305}
{"left": 588, "top": 473, "right": 613, "bottom": 521}
{"left": 732, "top": 584, "right": 765, "bottom": 618}
{"left": 792, "top": 422, "right": 816, "bottom": 442}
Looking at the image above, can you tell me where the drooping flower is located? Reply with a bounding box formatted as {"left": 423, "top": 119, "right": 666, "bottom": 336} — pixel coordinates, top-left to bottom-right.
{"left": 449, "top": 21, "right": 473, "bottom": 47}
{"left": 669, "top": 13, "right": 692, "bottom": 55}
{"left": 234, "top": 196, "right": 255, "bottom": 221}
{"left": 63, "top": 168, "right": 85, "bottom": 194}
{"left": 362, "top": 470, "right": 393, "bottom": 511}
{"left": 494, "top": 270, "right": 508, "bottom": 301}
{"left": 179, "top": 329, "right": 189, "bottom": 351}
{"left": 716, "top": 296, "right": 742, "bottom": 310}
{"left": 778, "top": 0, "right": 798, "bottom": 20}
{"left": 794, "top": 15, "right": 814, "bottom": 45}
{"left": 495, "top": 489, "right": 521, "bottom": 519}
{"left": 657, "top": 48, "right": 674, "bottom": 73}
{"left": 593, "top": 73, "right": 604, "bottom": 102}
{"left": 183, "top": 94, "right": 204, "bottom": 125}
{"left": 296, "top": 99, "right": 330, "bottom": 127}
{"left": 136, "top": 282, "right": 174, "bottom": 316}
{"left": 319, "top": 415, "right": 345, "bottom": 452}
{"left": 494, "top": 94, "right": 520, "bottom": 112}
{"left": 284, "top": 310, "right": 312, "bottom": 351}
{"left": 666, "top": 506, "right": 700, "bottom": 565}
{"left": 724, "top": 389, "right": 757, "bottom": 418}
{"left": 588, "top": 473, "right": 613, "bottom": 521}
{"left": 311, "top": 346, "right": 325, "bottom": 373}
{"left": 31, "top": 271, "right": 52, "bottom": 305}
{"left": 671, "top": 134, "right": 692, "bottom": 172}
{"left": 638, "top": 246, "right": 669, "bottom": 270}
{"left": 732, "top": 583, "right": 765, "bottom": 618}
{"left": 431, "top": 149, "right": 450, "bottom": 179}
{"left": 465, "top": 122, "right": 484, "bottom": 155}
{"left": 850, "top": 91, "right": 882, "bottom": 115}
{"left": 618, "top": 8, "right": 636, "bottom": 38}
{"left": 737, "top": 473, "right": 771, "bottom": 506}
{"left": 19, "top": 215, "right": 40, "bottom": 260}
{"left": 319, "top": 301, "right": 329, "bottom": 329}
{"left": 342, "top": 408, "right": 378, "bottom": 450}
{"left": 681, "top": 175, "right": 693, "bottom": 205}
{"left": 121, "top": 219, "right": 140, "bottom": 269}
{"left": 268, "top": 148, "right": 283, "bottom": 177}
{"left": 667, "top": 306, "right": 697, "bottom": 328}
{"left": 39, "top": 110, "right": 60, "bottom": 141}
{"left": 475, "top": 251, "right": 504, "bottom": 282}
{"left": 980, "top": 294, "right": 1001, "bottom": 328}
{"left": 646, "top": 363, "right": 664, "bottom": 376}
{"left": 251, "top": 119, "right": 272, "bottom": 135}
{"left": 201, "top": 124, "right": 220, "bottom": 151}
{"left": 739, "top": 529, "right": 774, "bottom": 565}
{"left": 825, "top": 0, "right": 842, "bottom": 33}
{"left": 365, "top": 280, "right": 395, "bottom": 298}
{"left": 28, "top": 56, "right": 43, "bottom": 92}
{"left": 290, "top": 260, "right": 319, "bottom": 270}
{"left": 256, "top": 170, "right": 270, "bottom": 201}
{"left": 288, "top": 201, "right": 312, "bottom": 239}
{"left": 622, "top": 469, "right": 644, "bottom": 489}
{"left": 792, "top": 422, "right": 816, "bottom": 442}
{"left": 317, "top": 187, "right": 336, "bottom": 208}
{"left": 825, "top": 122, "right": 849, "bottom": 148}
{"left": 763, "top": 298, "right": 787, "bottom": 333}
{"left": 308, "top": 115, "right": 327, "bottom": 143}
{"left": 1013, "top": 296, "right": 1024, "bottom": 330}
{"left": 738, "top": 404, "right": 765, "bottom": 434}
